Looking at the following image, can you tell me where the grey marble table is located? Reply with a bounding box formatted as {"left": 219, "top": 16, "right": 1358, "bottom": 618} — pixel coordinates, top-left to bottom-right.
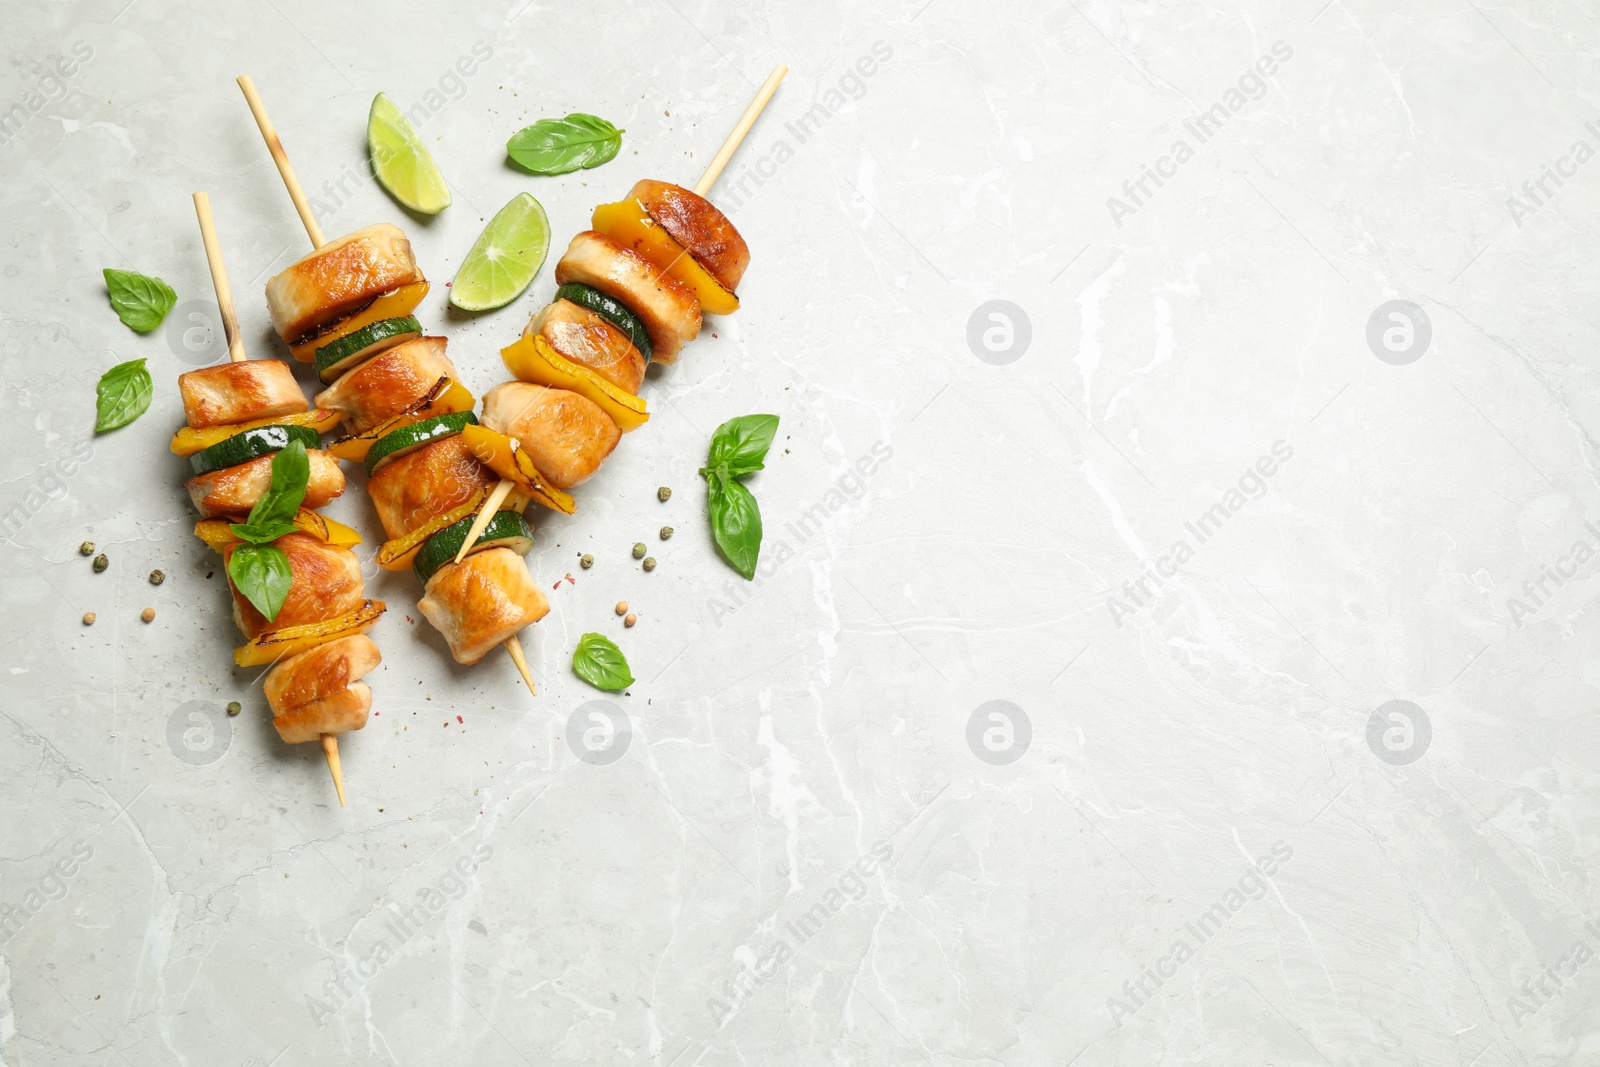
{"left": 1, "top": 0, "right": 1597, "bottom": 1063}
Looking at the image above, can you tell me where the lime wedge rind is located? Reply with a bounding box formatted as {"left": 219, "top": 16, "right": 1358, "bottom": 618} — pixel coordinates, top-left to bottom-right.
{"left": 368, "top": 92, "right": 452, "bottom": 215}
{"left": 449, "top": 192, "right": 550, "bottom": 312}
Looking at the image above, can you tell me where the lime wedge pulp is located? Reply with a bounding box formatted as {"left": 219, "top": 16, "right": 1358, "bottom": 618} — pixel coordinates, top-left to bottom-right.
{"left": 368, "top": 92, "right": 451, "bottom": 215}
{"left": 449, "top": 193, "right": 550, "bottom": 311}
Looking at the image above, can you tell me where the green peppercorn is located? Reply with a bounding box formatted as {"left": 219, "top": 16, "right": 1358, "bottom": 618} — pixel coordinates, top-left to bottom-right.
{"left": 659, "top": 526, "right": 673, "bottom": 540}
{"left": 632, "top": 542, "right": 647, "bottom": 559}
{"left": 226, "top": 701, "right": 241, "bottom": 717}
{"left": 657, "top": 486, "right": 672, "bottom": 502}
{"left": 642, "top": 556, "right": 657, "bottom": 572}
{"left": 92, "top": 553, "right": 109, "bottom": 573}
{"left": 78, "top": 541, "right": 95, "bottom": 556}
{"left": 148, "top": 569, "right": 165, "bottom": 586}
{"left": 580, "top": 554, "right": 594, "bottom": 569}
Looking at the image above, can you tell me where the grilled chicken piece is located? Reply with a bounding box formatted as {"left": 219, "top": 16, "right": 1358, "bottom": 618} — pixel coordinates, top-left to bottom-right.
{"left": 366, "top": 434, "right": 493, "bottom": 540}
{"left": 481, "top": 381, "right": 619, "bottom": 489}
{"left": 554, "top": 231, "right": 700, "bottom": 364}
{"left": 186, "top": 449, "right": 344, "bottom": 518}
{"left": 273, "top": 682, "right": 371, "bottom": 744}
{"left": 225, "top": 533, "right": 366, "bottom": 639}
{"left": 265, "top": 223, "right": 423, "bottom": 343}
{"left": 629, "top": 179, "right": 750, "bottom": 292}
{"left": 314, "top": 336, "right": 456, "bottom": 435}
{"left": 418, "top": 548, "right": 550, "bottom": 665}
{"left": 264, "top": 634, "right": 382, "bottom": 714}
{"left": 177, "top": 360, "right": 308, "bottom": 430}
{"left": 527, "top": 299, "right": 646, "bottom": 394}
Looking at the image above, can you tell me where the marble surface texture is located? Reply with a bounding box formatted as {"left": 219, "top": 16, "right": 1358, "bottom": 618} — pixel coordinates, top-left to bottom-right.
{"left": 2, "top": 0, "right": 1599, "bottom": 1063}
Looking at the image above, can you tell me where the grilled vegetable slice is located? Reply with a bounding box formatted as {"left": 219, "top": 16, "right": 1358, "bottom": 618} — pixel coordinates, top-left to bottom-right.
{"left": 364, "top": 411, "right": 479, "bottom": 475}
{"left": 189, "top": 424, "right": 325, "bottom": 476}
{"left": 287, "top": 280, "right": 429, "bottom": 362}
{"left": 328, "top": 377, "right": 474, "bottom": 462}
{"left": 170, "top": 408, "right": 342, "bottom": 457}
{"left": 413, "top": 510, "right": 535, "bottom": 586}
{"left": 501, "top": 334, "right": 648, "bottom": 432}
{"left": 374, "top": 489, "right": 487, "bottom": 571}
{"left": 233, "top": 599, "right": 386, "bottom": 667}
{"left": 459, "top": 424, "right": 576, "bottom": 514}
{"left": 553, "top": 282, "right": 653, "bottom": 362}
{"left": 313, "top": 316, "right": 422, "bottom": 382}
{"left": 194, "top": 509, "right": 362, "bottom": 554}
{"left": 591, "top": 198, "right": 739, "bottom": 314}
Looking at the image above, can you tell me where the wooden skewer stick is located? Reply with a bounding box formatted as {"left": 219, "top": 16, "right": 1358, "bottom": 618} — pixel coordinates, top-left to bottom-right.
{"left": 454, "top": 480, "right": 516, "bottom": 564}
{"left": 505, "top": 634, "right": 537, "bottom": 697}
{"left": 192, "top": 193, "right": 249, "bottom": 364}
{"left": 238, "top": 74, "right": 536, "bottom": 704}
{"left": 694, "top": 64, "right": 788, "bottom": 196}
{"left": 192, "top": 189, "right": 348, "bottom": 807}
{"left": 237, "top": 75, "right": 326, "bottom": 248}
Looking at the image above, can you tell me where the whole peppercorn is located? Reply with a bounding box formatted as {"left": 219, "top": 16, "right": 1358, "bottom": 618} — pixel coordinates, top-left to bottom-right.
{"left": 642, "top": 556, "right": 657, "bottom": 572}
{"left": 580, "top": 554, "right": 594, "bottom": 569}
{"left": 624, "top": 613, "right": 637, "bottom": 627}
{"left": 81, "top": 612, "right": 96, "bottom": 626}
{"left": 657, "top": 486, "right": 672, "bottom": 502}
{"left": 78, "top": 541, "right": 95, "bottom": 556}
{"left": 92, "top": 553, "right": 109, "bottom": 573}
{"left": 140, "top": 608, "right": 155, "bottom": 623}
{"left": 148, "top": 569, "right": 165, "bottom": 585}
{"left": 632, "top": 542, "right": 647, "bottom": 559}
{"left": 659, "top": 526, "right": 673, "bottom": 540}
{"left": 226, "top": 701, "right": 242, "bottom": 717}
{"left": 615, "top": 600, "right": 629, "bottom": 615}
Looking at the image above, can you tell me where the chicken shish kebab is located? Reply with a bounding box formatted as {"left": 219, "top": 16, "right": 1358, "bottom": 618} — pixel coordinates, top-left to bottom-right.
{"left": 175, "top": 191, "right": 385, "bottom": 806}
{"left": 453, "top": 179, "right": 750, "bottom": 551}
{"left": 260, "top": 218, "right": 554, "bottom": 668}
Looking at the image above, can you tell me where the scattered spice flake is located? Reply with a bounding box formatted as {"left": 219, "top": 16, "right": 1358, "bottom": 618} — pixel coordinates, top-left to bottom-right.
{"left": 456, "top": 715, "right": 463, "bottom": 724}
{"left": 712, "top": 333, "right": 718, "bottom": 338}
{"left": 552, "top": 579, "right": 561, "bottom": 590}
{"left": 406, "top": 615, "right": 413, "bottom": 623}
{"left": 564, "top": 573, "right": 575, "bottom": 585}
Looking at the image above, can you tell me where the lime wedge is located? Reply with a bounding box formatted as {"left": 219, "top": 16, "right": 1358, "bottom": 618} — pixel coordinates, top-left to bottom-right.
{"left": 449, "top": 192, "right": 550, "bottom": 311}
{"left": 368, "top": 92, "right": 451, "bottom": 215}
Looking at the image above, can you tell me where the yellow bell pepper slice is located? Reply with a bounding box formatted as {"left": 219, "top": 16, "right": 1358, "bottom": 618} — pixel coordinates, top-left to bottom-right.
{"left": 234, "top": 599, "right": 386, "bottom": 667}
{"left": 375, "top": 488, "right": 487, "bottom": 571}
{"left": 501, "top": 334, "right": 649, "bottom": 433}
{"left": 591, "top": 199, "right": 739, "bottom": 315}
{"left": 328, "top": 377, "right": 476, "bottom": 463}
{"left": 459, "top": 424, "right": 577, "bottom": 515}
{"left": 289, "top": 281, "right": 430, "bottom": 362}
{"left": 193, "top": 508, "right": 363, "bottom": 554}
{"left": 170, "top": 408, "right": 343, "bottom": 457}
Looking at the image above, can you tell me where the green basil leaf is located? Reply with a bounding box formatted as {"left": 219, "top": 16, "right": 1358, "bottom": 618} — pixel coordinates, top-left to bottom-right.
{"left": 572, "top": 632, "right": 634, "bottom": 691}
{"left": 227, "top": 543, "right": 292, "bottom": 622}
{"left": 707, "top": 475, "right": 763, "bottom": 579}
{"left": 244, "top": 440, "right": 311, "bottom": 530}
{"left": 93, "top": 357, "right": 153, "bottom": 433}
{"left": 229, "top": 519, "right": 298, "bottom": 545}
{"left": 705, "top": 414, "right": 779, "bottom": 477}
{"left": 103, "top": 268, "right": 177, "bottom": 332}
{"left": 506, "top": 113, "right": 624, "bottom": 175}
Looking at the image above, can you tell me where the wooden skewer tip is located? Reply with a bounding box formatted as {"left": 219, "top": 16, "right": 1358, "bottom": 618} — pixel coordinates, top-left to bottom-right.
{"left": 505, "top": 634, "right": 537, "bottom": 698}
{"left": 322, "top": 734, "right": 346, "bottom": 807}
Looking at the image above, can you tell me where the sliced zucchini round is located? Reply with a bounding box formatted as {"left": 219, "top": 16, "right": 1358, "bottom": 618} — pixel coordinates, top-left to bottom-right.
{"left": 364, "top": 410, "right": 479, "bottom": 475}
{"left": 189, "top": 423, "right": 324, "bottom": 476}
{"left": 313, "top": 316, "right": 422, "bottom": 382}
{"left": 554, "top": 282, "right": 653, "bottom": 363}
{"left": 413, "top": 510, "right": 535, "bottom": 586}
